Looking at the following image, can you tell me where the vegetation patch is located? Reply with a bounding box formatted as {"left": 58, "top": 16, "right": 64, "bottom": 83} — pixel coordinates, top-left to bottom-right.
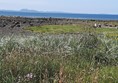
{"left": 25, "top": 25, "right": 118, "bottom": 34}
{"left": 0, "top": 33, "right": 118, "bottom": 83}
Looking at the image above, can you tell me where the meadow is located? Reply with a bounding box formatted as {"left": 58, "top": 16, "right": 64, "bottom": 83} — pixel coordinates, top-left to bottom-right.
{"left": 1, "top": 25, "right": 118, "bottom": 83}
{"left": 26, "top": 25, "right": 118, "bottom": 33}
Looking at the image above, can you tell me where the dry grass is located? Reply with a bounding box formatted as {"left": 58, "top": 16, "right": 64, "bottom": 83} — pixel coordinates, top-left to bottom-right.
{"left": 0, "top": 26, "right": 118, "bottom": 83}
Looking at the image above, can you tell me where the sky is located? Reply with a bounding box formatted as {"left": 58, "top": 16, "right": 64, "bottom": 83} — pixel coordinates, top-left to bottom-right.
{"left": 0, "top": 0, "right": 118, "bottom": 14}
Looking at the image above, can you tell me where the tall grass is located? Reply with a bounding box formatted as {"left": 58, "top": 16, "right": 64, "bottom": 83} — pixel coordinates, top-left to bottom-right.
{"left": 0, "top": 33, "right": 118, "bottom": 83}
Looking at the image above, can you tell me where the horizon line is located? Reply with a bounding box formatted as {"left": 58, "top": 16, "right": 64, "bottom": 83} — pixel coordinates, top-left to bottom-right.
{"left": 0, "top": 9, "right": 118, "bottom": 15}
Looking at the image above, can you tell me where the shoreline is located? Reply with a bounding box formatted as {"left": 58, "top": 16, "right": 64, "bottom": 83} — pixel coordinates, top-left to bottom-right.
{"left": 1, "top": 10, "right": 118, "bottom": 20}
{"left": 0, "top": 16, "right": 118, "bottom": 35}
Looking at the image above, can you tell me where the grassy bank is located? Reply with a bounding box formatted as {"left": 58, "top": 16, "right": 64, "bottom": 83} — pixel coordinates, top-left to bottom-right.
{"left": 0, "top": 32, "right": 118, "bottom": 83}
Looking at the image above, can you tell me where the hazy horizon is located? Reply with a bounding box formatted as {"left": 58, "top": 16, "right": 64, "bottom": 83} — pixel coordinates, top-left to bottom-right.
{"left": 0, "top": 0, "right": 118, "bottom": 14}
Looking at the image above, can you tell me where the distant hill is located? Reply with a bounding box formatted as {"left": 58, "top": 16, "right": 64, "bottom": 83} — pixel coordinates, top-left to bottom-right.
{"left": 20, "top": 9, "right": 39, "bottom": 13}
{"left": 20, "top": 9, "right": 66, "bottom": 13}
{"left": 0, "top": 9, "right": 66, "bottom": 14}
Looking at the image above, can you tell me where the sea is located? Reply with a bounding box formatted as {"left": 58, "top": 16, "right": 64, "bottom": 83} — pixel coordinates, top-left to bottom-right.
{"left": 0, "top": 11, "right": 118, "bottom": 20}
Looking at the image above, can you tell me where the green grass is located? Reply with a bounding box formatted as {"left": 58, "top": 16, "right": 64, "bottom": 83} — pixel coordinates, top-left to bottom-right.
{"left": 1, "top": 25, "right": 118, "bottom": 83}
{"left": 26, "top": 25, "right": 83, "bottom": 33}
{"left": 25, "top": 25, "right": 118, "bottom": 34}
{"left": 96, "top": 28, "right": 118, "bottom": 33}
{"left": 99, "top": 66, "right": 118, "bottom": 83}
{"left": 0, "top": 33, "right": 118, "bottom": 83}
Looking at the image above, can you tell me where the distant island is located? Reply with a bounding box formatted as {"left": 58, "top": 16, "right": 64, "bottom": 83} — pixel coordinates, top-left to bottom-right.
{"left": 0, "top": 9, "right": 118, "bottom": 20}
{"left": 20, "top": 9, "right": 39, "bottom": 13}
{"left": 0, "top": 9, "right": 65, "bottom": 13}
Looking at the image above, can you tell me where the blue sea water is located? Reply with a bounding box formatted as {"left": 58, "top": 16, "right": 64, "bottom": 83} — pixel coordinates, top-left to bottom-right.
{"left": 0, "top": 11, "right": 118, "bottom": 20}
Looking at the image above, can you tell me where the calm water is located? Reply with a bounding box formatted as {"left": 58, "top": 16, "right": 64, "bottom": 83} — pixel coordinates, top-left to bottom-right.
{"left": 0, "top": 11, "right": 118, "bottom": 20}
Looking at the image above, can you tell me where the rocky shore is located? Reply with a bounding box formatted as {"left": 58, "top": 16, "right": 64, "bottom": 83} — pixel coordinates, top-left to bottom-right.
{"left": 0, "top": 16, "right": 118, "bottom": 35}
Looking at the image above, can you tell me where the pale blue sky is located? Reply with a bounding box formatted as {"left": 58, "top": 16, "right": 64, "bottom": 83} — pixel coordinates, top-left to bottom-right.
{"left": 0, "top": 0, "right": 118, "bottom": 14}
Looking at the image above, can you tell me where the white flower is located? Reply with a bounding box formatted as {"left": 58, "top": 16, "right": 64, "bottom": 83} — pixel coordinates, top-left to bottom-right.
{"left": 25, "top": 73, "right": 36, "bottom": 80}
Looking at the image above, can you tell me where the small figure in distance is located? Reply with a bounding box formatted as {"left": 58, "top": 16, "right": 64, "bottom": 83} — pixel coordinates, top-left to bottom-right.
{"left": 93, "top": 23, "right": 97, "bottom": 28}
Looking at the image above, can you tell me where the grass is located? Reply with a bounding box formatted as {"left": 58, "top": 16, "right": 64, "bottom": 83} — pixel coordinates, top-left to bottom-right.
{"left": 25, "top": 25, "right": 84, "bottom": 33}
{"left": 25, "top": 25, "right": 118, "bottom": 34}
{"left": 0, "top": 33, "right": 118, "bottom": 83}
{"left": 1, "top": 25, "right": 118, "bottom": 83}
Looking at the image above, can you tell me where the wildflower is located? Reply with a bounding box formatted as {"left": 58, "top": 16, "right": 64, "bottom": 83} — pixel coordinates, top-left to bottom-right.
{"left": 25, "top": 73, "right": 36, "bottom": 80}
